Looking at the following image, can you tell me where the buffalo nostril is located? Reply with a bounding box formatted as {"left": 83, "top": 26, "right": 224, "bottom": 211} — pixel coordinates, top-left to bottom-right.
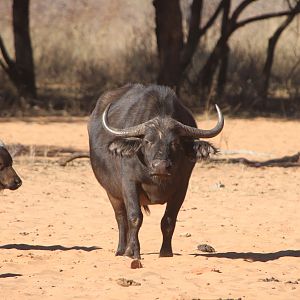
{"left": 15, "top": 178, "right": 22, "bottom": 187}
{"left": 166, "top": 161, "right": 172, "bottom": 169}
{"left": 152, "top": 160, "right": 166, "bottom": 169}
{"left": 151, "top": 160, "right": 172, "bottom": 173}
{"left": 151, "top": 160, "right": 160, "bottom": 168}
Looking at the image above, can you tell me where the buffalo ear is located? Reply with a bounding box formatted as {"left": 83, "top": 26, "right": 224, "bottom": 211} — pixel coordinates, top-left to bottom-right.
{"left": 184, "top": 140, "right": 218, "bottom": 161}
{"left": 194, "top": 140, "right": 218, "bottom": 160}
{"left": 108, "top": 138, "right": 142, "bottom": 157}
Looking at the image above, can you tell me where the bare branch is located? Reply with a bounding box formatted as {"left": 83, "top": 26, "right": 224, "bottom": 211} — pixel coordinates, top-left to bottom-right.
{"left": 262, "top": 1, "right": 300, "bottom": 83}
{"left": 286, "top": 0, "right": 294, "bottom": 10}
{"left": 231, "top": 0, "right": 256, "bottom": 23}
{"left": 58, "top": 153, "right": 90, "bottom": 166}
{"left": 0, "top": 59, "right": 8, "bottom": 72}
{"left": 209, "top": 152, "right": 300, "bottom": 168}
{"left": 199, "top": 0, "right": 224, "bottom": 35}
{"left": 180, "top": 0, "right": 224, "bottom": 73}
{"left": 235, "top": 8, "right": 300, "bottom": 30}
{"left": 6, "top": 143, "right": 87, "bottom": 158}
{"left": 286, "top": 57, "right": 300, "bottom": 81}
{"left": 0, "top": 35, "right": 14, "bottom": 67}
{"left": 180, "top": 0, "right": 203, "bottom": 71}
{"left": 187, "top": 0, "right": 202, "bottom": 41}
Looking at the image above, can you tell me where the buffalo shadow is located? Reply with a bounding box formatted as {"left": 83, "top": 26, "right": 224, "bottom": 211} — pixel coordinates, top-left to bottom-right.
{"left": 0, "top": 273, "right": 22, "bottom": 278}
{"left": 192, "top": 250, "right": 300, "bottom": 262}
{"left": 0, "top": 244, "right": 101, "bottom": 252}
{"left": 142, "top": 251, "right": 182, "bottom": 256}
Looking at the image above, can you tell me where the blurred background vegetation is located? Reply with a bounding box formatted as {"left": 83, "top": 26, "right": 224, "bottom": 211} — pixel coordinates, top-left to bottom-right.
{"left": 0, "top": 0, "right": 300, "bottom": 117}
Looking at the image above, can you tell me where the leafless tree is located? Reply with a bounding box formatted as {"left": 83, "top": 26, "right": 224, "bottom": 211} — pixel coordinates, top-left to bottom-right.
{"left": 153, "top": 0, "right": 183, "bottom": 89}
{"left": 261, "top": 0, "right": 300, "bottom": 98}
{"left": 153, "top": 0, "right": 300, "bottom": 104}
{"left": 0, "top": 0, "right": 36, "bottom": 104}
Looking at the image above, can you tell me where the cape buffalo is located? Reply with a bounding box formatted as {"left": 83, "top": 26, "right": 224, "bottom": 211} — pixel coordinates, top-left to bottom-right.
{"left": 0, "top": 140, "right": 22, "bottom": 191}
{"left": 88, "top": 84, "right": 224, "bottom": 259}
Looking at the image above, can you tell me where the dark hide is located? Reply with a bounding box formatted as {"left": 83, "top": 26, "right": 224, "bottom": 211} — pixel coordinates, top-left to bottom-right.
{"left": 0, "top": 146, "right": 22, "bottom": 191}
{"left": 88, "top": 84, "right": 220, "bottom": 259}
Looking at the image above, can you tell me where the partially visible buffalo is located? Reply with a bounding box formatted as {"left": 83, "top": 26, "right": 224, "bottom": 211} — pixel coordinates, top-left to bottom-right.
{"left": 88, "top": 84, "right": 224, "bottom": 259}
{"left": 0, "top": 140, "right": 22, "bottom": 191}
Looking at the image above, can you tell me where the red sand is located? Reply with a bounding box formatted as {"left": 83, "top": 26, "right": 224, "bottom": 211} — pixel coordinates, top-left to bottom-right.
{"left": 0, "top": 116, "right": 299, "bottom": 299}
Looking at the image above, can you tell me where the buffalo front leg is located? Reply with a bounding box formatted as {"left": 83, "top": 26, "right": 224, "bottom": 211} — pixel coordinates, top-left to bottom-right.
{"left": 159, "top": 193, "right": 185, "bottom": 257}
{"left": 107, "top": 193, "right": 128, "bottom": 256}
{"left": 122, "top": 182, "right": 143, "bottom": 259}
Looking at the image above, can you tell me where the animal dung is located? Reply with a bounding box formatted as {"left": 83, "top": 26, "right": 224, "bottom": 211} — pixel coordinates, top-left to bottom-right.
{"left": 179, "top": 232, "right": 191, "bottom": 237}
{"left": 116, "top": 278, "right": 141, "bottom": 287}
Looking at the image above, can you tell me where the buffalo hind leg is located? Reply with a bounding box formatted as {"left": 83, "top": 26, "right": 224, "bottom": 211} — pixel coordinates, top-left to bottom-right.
{"left": 160, "top": 197, "right": 184, "bottom": 257}
{"left": 107, "top": 193, "right": 128, "bottom": 256}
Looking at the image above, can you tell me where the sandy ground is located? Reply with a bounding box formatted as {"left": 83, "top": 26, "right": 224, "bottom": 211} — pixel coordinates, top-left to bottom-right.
{"left": 0, "top": 115, "right": 299, "bottom": 300}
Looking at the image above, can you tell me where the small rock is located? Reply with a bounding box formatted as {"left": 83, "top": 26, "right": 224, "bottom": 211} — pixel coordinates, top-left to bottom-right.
{"left": 261, "top": 277, "right": 280, "bottom": 282}
{"left": 191, "top": 267, "right": 210, "bottom": 275}
{"left": 197, "top": 244, "right": 216, "bottom": 253}
{"left": 218, "top": 182, "right": 225, "bottom": 188}
{"left": 19, "top": 232, "right": 29, "bottom": 236}
{"left": 180, "top": 232, "right": 191, "bottom": 237}
{"left": 285, "top": 280, "right": 299, "bottom": 284}
{"left": 211, "top": 268, "right": 222, "bottom": 273}
{"left": 212, "top": 181, "right": 225, "bottom": 189}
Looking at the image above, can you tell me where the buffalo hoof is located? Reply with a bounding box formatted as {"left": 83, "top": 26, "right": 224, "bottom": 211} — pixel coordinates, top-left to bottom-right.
{"left": 115, "top": 244, "right": 127, "bottom": 256}
{"left": 115, "top": 249, "right": 125, "bottom": 256}
{"left": 159, "top": 251, "right": 173, "bottom": 257}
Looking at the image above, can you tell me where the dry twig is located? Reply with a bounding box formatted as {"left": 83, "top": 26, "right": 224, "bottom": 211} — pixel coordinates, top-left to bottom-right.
{"left": 210, "top": 152, "right": 300, "bottom": 168}
{"left": 6, "top": 143, "right": 300, "bottom": 168}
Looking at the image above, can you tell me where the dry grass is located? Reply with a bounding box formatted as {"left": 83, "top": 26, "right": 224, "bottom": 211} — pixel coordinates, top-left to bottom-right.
{"left": 0, "top": 0, "right": 299, "bottom": 115}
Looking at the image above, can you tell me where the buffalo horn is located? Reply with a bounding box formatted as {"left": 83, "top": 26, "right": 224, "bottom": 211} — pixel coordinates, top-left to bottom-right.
{"left": 0, "top": 140, "right": 6, "bottom": 148}
{"left": 102, "top": 104, "right": 150, "bottom": 137}
{"left": 174, "top": 104, "right": 224, "bottom": 138}
{"left": 102, "top": 103, "right": 224, "bottom": 139}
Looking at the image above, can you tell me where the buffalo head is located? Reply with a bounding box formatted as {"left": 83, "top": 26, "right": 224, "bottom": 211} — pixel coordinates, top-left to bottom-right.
{"left": 103, "top": 104, "right": 223, "bottom": 180}
{"left": 0, "top": 141, "right": 22, "bottom": 191}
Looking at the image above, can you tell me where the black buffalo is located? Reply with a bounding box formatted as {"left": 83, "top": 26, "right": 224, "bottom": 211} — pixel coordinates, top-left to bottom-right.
{"left": 88, "top": 84, "right": 224, "bottom": 259}
{"left": 0, "top": 140, "right": 22, "bottom": 191}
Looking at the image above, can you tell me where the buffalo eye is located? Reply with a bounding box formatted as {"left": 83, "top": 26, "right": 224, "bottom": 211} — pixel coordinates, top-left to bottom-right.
{"left": 170, "top": 139, "right": 180, "bottom": 149}
{"left": 143, "top": 139, "right": 152, "bottom": 146}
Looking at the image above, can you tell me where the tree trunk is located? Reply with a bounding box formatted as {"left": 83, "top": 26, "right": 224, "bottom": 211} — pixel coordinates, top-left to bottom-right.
{"left": 153, "top": 0, "right": 183, "bottom": 89}
{"left": 152, "top": 0, "right": 299, "bottom": 103}
{"left": 180, "top": 0, "right": 203, "bottom": 73}
{"left": 13, "top": 0, "right": 36, "bottom": 100}
{"left": 261, "top": 2, "right": 300, "bottom": 98}
{"left": 217, "top": 0, "right": 231, "bottom": 97}
{"left": 199, "top": 1, "right": 231, "bottom": 99}
{"left": 217, "top": 43, "right": 230, "bottom": 97}
{"left": 180, "top": 0, "right": 226, "bottom": 76}
{"left": 198, "top": 0, "right": 299, "bottom": 102}
{"left": 199, "top": 36, "right": 227, "bottom": 99}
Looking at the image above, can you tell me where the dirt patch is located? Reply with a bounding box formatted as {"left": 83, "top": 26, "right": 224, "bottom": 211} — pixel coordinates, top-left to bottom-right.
{"left": 0, "top": 117, "right": 299, "bottom": 299}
